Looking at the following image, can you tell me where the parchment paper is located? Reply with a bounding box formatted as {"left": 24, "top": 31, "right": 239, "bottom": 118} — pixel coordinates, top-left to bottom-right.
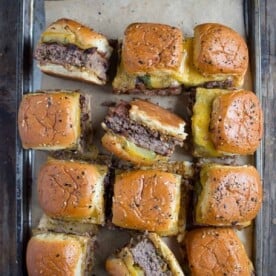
{"left": 31, "top": 1, "right": 253, "bottom": 274}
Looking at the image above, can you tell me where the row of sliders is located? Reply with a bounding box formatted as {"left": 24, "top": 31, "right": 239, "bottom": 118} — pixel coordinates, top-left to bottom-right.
{"left": 18, "top": 89, "right": 262, "bottom": 164}
{"left": 34, "top": 18, "right": 249, "bottom": 94}
{"left": 27, "top": 229, "right": 253, "bottom": 275}
{"left": 31, "top": 159, "right": 262, "bottom": 232}
{"left": 26, "top": 158, "right": 261, "bottom": 275}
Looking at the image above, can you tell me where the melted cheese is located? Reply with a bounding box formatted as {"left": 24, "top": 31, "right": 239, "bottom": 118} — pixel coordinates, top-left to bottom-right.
{"left": 119, "top": 248, "right": 144, "bottom": 276}
{"left": 112, "top": 54, "right": 185, "bottom": 90}
{"left": 113, "top": 38, "right": 239, "bottom": 90}
{"left": 192, "top": 88, "right": 228, "bottom": 157}
{"left": 181, "top": 38, "right": 227, "bottom": 86}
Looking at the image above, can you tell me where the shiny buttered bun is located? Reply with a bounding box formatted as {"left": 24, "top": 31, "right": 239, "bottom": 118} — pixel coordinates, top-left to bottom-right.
{"left": 184, "top": 228, "right": 254, "bottom": 275}
{"left": 18, "top": 91, "right": 82, "bottom": 150}
{"left": 106, "top": 233, "right": 184, "bottom": 276}
{"left": 194, "top": 23, "right": 248, "bottom": 85}
{"left": 192, "top": 88, "right": 263, "bottom": 157}
{"left": 38, "top": 159, "right": 108, "bottom": 225}
{"left": 210, "top": 90, "right": 263, "bottom": 154}
{"left": 101, "top": 99, "right": 187, "bottom": 165}
{"left": 34, "top": 18, "right": 113, "bottom": 85}
{"left": 181, "top": 23, "right": 248, "bottom": 88}
{"left": 112, "top": 169, "right": 182, "bottom": 236}
{"left": 113, "top": 22, "right": 185, "bottom": 95}
{"left": 195, "top": 163, "right": 262, "bottom": 227}
{"left": 26, "top": 232, "right": 94, "bottom": 276}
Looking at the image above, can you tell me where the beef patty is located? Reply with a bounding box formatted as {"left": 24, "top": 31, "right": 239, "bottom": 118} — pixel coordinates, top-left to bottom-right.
{"left": 103, "top": 101, "right": 183, "bottom": 156}
{"left": 34, "top": 43, "right": 108, "bottom": 81}
{"left": 130, "top": 237, "right": 172, "bottom": 276}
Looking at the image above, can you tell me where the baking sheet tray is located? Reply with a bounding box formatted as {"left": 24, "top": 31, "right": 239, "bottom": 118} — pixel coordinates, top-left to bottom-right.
{"left": 17, "top": 0, "right": 264, "bottom": 274}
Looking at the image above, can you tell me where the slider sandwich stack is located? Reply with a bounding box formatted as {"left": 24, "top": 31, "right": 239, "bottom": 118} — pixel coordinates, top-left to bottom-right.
{"left": 180, "top": 23, "right": 263, "bottom": 276}
{"left": 18, "top": 90, "right": 106, "bottom": 275}
{"left": 19, "top": 19, "right": 115, "bottom": 275}
{"left": 18, "top": 18, "right": 264, "bottom": 276}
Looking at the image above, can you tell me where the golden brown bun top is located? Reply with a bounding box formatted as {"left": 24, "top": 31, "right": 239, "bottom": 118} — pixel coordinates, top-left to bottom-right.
{"left": 41, "top": 18, "right": 112, "bottom": 54}
{"left": 193, "top": 23, "right": 248, "bottom": 76}
{"left": 122, "top": 23, "right": 183, "bottom": 73}
{"left": 112, "top": 170, "right": 181, "bottom": 235}
{"left": 198, "top": 164, "right": 262, "bottom": 225}
{"left": 38, "top": 159, "right": 107, "bottom": 221}
{"left": 26, "top": 232, "right": 88, "bottom": 276}
{"left": 18, "top": 91, "right": 80, "bottom": 150}
{"left": 210, "top": 90, "right": 263, "bottom": 154}
{"left": 129, "top": 99, "right": 187, "bottom": 140}
{"left": 185, "top": 228, "right": 253, "bottom": 275}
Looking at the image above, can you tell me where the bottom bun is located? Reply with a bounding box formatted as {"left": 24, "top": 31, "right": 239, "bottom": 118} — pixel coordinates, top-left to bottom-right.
{"left": 101, "top": 132, "right": 167, "bottom": 165}
{"left": 39, "top": 63, "right": 105, "bottom": 85}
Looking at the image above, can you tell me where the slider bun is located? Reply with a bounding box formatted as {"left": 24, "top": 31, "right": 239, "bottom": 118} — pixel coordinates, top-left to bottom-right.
{"left": 122, "top": 23, "right": 183, "bottom": 73}
{"left": 196, "top": 164, "right": 262, "bottom": 226}
{"left": 26, "top": 232, "right": 91, "bottom": 276}
{"left": 105, "top": 257, "right": 130, "bottom": 276}
{"left": 129, "top": 99, "right": 187, "bottom": 140}
{"left": 193, "top": 23, "right": 248, "bottom": 84}
{"left": 38, "top": 214, "right": 99, "bottom": 236}
{"left": 38, "top": 159, "right": 107, "bottom": 224}
{"left": 112, "top": 170, "right": 182, "bottom": 236}
{"left": 41, "top": 18, "right": 112, "bottom": 54}
{"left": 101, "top": 132, "right": 167, "bottom": 166}
{"left": 38, "top": 63, "right": 106, "bottom": 85}
{"left": 148, "top": 233, "right": 184, "bottom": 275}
{"left": 210, "top": 90, "right": 263, "bottom": 155}
{"left": 184, "top": 228, "right": 253, "bottom": 275}
{"left": 18, "top": 91, "right": 80, "bottom": 150}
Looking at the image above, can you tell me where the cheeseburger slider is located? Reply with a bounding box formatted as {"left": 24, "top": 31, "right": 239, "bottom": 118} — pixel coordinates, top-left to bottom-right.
{"left": 38, "top": 159, "right": 108, "bottom": 225}
{"left": 106, "top": 233, "right": 184, "bottom": 276}
{"left": 26, "top": 232, "right": 94, "bottom": 276}
{"left": 192, "top": 88, "right": 263, "bottom": 157}
{"left": 112, "top": 22, "right": 185, "bottom": 95}
{"left": 101, "top": 99, "right": 187, "bottom": 165}
{"left": 112, "top": 169, "right": 182, "bottom": 236}
{"left": 18, "top": 90, "right": 92, "bottom": 151}
{"left": 34, "top": 18, "right": 113, "bottom": 85}
{"left": 195, "top": 163, "right": 262, "bottom": 227}
{"left": 184, "top": 228, "right": 254, "bottom": 275}
{"left": 182, "top": 23, "right": 249, "bottom": 88}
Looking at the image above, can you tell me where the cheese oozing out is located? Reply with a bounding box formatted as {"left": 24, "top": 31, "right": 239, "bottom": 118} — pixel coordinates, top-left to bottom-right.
{"left": 113, "top": 38, "right": 240, "bottom": 90}
{"left": 192, "top": 88, "right": 229, "bottom": 157}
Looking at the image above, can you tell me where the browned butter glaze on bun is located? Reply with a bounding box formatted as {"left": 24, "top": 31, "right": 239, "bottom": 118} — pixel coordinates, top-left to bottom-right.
{"left": 38, "top": 159, "right": 108, "bottom": 224}
{"left": 184, "top": 228, "right": 254, "bottom": 276}
{"left": 34, "top": 18, "right": 113, "bottom": 85}
{"left": 191, "top": 88, "right": 263, "bottom": 157}
{"left": 195, "top": 164, "right": 262, "bottom": 226}
{"left": 101, "top": 99, "right": 187, "bottom": 165}
{"left": 26, "top": 232, "right": 93, "bottom": 276}
{"left": 112, "top": 170, "right": 182, "bottom": 236}
{"left": 193, "top": 23, "right": 248, "bottom": 87}
{"left": 210, "top": 90, "right": 263, "bottom": 155}
{"left": 122, "top": 23, "right": 183, "bottom": 73}
{"left": 106, "top": 233, "right": 184, "bottom": 276}
{"left": 18, "top": 91, "right": 81, "bottom": 150}
{"left": 113, "top": 22, "right": 185, "bottom": 95}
